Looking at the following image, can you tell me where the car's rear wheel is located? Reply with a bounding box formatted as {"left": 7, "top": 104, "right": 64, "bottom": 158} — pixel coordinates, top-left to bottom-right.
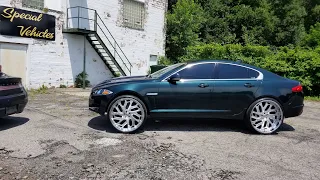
{"left": 245, "top": 98, "right": 284, "bottom": 134}
{"left": 107, "top": 95, "right": 147, "bottom": 133}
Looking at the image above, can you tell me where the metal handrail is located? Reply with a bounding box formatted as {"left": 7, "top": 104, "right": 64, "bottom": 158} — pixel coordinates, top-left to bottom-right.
{"left": 95, "top": 23, "right": 131, "bottom": 72}
{"left": 66, "top": 6, "right": 133, "bottom": 75}
{"left": 96, "top": 13, "right": 132, "bottom": 68}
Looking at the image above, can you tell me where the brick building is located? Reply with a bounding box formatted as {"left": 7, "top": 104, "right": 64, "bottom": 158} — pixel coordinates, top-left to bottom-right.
{"left": 0, "top": 0, "right": 167, "bottom": 88}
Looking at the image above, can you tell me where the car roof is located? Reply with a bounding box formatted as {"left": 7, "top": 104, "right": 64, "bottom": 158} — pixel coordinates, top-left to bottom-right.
{"left": 187, "top": 59, "right": 262, "bottom": 70}
{"left": 187, "top": 59, "right": 243, "bottom": 65}
{"left": 186, "top": 59, "right": 283, "bottom": 79}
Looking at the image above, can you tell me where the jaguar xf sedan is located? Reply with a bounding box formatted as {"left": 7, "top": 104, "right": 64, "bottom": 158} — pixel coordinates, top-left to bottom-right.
{"left": 89, "top": 60, "right": 304, "bottom": 134}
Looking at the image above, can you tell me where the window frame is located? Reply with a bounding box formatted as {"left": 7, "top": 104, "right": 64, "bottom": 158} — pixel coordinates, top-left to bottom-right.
{"left": 122, "top": 0, "right": 146, "bottom": 30}
{"left": 161, "top": 62, "right": 263, "bottom": 81}
{"left": 161, "top": 62, "right": 217, "bottom": 81}
{"left": 214, "top": 62, "right": 263, "bottom": 80}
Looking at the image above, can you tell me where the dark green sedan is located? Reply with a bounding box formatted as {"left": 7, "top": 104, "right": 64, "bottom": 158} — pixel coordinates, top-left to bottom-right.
{"left": 89, "top": 60, "right": 304, "bottom": 134}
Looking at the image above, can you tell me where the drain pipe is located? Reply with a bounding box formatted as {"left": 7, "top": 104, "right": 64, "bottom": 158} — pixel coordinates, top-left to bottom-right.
{"left": 83, "top": 35, "right": 86, "bottom": 89}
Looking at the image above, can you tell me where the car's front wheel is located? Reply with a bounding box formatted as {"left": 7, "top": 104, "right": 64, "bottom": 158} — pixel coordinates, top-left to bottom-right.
{"left": 245, "top": 98, "right": 284, "bottom": 134}
{"left": 107, "top": 95, "right": 147, "bottom": 133}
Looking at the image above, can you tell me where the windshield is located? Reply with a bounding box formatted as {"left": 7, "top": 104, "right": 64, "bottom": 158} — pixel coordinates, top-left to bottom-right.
{"left": 150, "top": 63, "right": 186, "bottom": 79}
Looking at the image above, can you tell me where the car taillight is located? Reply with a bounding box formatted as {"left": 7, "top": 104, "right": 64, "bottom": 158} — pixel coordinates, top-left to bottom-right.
{"left": 292, "top": 84, "right": 303, "bottom": 92}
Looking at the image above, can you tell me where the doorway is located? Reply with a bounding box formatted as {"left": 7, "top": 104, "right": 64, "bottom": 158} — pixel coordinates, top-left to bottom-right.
{"left": 0, "top": 43, "right": 28, "bottom": 86}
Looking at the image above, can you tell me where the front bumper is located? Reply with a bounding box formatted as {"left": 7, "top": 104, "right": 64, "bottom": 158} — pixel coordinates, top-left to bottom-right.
{"left": 0, "top": 93, "right": 28, "bottom": 117}
{"left": 89, "top": 93, "right": 114, "bottom": 115}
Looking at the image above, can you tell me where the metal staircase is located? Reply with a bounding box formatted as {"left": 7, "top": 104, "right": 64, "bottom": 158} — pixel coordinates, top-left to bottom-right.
{"left": 63, "top": 6, "right": 132, "bottom": 76}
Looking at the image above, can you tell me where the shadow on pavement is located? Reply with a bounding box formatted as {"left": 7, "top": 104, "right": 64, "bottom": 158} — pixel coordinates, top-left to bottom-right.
{"left": 88, "top": 116, "right": 117, "bottom": 133}
{"left": 0, "top": 116, "right": 29, "bottom": 131}
{"left": 88, "top": 116, "right": 295, "bottom": 134}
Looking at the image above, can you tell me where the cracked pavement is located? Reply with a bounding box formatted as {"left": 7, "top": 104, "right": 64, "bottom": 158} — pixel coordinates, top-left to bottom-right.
{"left": 0, "top": 88, "right": 320, "bottom": 180}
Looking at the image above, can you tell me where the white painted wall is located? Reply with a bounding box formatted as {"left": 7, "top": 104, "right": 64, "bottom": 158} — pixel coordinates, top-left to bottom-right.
{"left": 0, "top": 0, "right": 167, "bottom": 88}
{"left": 82, "top": 0, "right": 167, "bottom": 75}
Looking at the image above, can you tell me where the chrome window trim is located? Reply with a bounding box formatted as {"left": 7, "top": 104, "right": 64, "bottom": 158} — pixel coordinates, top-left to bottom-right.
{"left": 161, "top": 62, "right": 263, "bottom": 82}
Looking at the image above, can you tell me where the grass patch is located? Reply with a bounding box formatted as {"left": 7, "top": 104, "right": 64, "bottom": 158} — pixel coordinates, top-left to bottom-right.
{"left": 305, "top": 96, "right": 320, "bottom": 101}
{"left": 28, "top": 84, "right": 49, "bottom": 98}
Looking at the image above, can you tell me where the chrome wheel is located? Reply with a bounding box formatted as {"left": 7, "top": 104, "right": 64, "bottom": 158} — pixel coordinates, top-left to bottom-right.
{"left": 250, "top": 100, "right": 283, "bottom": 134}
{"left": 109, "top": 97, "right": 145, "bottom": 133}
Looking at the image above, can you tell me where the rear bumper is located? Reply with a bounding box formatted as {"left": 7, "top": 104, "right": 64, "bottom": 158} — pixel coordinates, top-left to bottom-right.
{"left": 0, "top": 93, "right": 28, "bottom": 117}
{"left": 285, "top": 104, "right": 304, "bottom": 118}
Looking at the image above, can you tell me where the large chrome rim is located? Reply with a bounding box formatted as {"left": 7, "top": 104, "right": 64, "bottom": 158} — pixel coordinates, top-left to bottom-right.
{"left": 250, "top": 100, "right": 283, "bottom": 134}
{"left": 109, "top": 97, "right": 145, "bottom": 132}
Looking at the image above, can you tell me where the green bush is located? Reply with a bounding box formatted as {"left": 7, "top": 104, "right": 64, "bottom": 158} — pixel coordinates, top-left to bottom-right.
{"left": 181, "top": 43, "right": 320, "bottom": 96}
{"left": 75, "top": 71, "right": 90, "bottom": 88}
{"left": 114, "top": 72, "right": 121, "bottom": 77}
{"left": 59, "top": 84, "right": 67, "bottom": 88}
{"left": 150, "top": 65, "right": 168, "bottom": 73}
{"left": 158, "top": 56, "right": 173, "bottom": 65}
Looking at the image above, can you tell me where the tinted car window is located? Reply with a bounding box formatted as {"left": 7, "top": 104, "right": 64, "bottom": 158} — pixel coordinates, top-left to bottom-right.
{"left": 248, "top": 69, "right": 259, "bottom": 79}
{"left": 217, "top": 64, "right": 259, "bottom": 79}
{"left": 178, "top": 63, "right": 214, "bottom": 79}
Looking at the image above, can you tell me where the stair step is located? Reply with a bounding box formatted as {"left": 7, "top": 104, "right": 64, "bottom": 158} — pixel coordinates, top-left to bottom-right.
{"left": 84, "top": 28, "right": 130, "bottom": 76}
{"left": 97, "top": 50, "right": 107, "bottom": 53}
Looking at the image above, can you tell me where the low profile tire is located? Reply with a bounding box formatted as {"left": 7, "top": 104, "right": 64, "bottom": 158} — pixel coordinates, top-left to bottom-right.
{"left": 107, "top": 95, "right": 147, "bottom": 133}
{"left": 245, "top": 98, "right": 284, "bottom": 134}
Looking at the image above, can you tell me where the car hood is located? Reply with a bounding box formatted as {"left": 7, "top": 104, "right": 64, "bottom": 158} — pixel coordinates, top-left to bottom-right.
{"left": 93, "top": 75, "right": 152, "bottom": 89}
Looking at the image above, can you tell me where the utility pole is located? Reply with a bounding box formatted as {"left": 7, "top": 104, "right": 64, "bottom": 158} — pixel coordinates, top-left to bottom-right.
{"left": 83, "top": 36, "right": 86, "bottom": 89}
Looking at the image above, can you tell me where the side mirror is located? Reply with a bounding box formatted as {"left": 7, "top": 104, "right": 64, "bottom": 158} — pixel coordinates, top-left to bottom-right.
{"left": 168, "top": 73, "right": 181, "bottom": 82}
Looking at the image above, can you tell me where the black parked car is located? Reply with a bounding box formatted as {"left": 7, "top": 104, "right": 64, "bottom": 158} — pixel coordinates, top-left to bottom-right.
{"left": 0, "top": 66, "right": 28, "bottom": 118}
{"left": 89, "top": 60, "right": 304, "bottom": 134}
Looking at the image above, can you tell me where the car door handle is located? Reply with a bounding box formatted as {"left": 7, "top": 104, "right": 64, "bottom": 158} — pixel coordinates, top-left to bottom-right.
{"left": 198, "top": 83, "right": 209, "bottom": 88}
{"left": 244, "top": 83, "right": 254, "bottom": 88}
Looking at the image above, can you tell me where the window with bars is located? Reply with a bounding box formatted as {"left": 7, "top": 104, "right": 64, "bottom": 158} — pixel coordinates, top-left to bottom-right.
{"left": 22, "top": 0, "right": 44, "bottom": 10}
{"left": 123, "top": 0, "right": 145, "bottom": 30}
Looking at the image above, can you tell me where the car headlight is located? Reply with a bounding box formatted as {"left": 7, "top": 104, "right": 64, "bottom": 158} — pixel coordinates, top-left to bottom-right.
{"left": 94, "top": 89, "right": 113, "bottom": 95}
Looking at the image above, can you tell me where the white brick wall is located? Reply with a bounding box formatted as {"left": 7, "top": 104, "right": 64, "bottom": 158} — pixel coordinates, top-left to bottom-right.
{"left": 0, "top": 0, "right": 167, "bottom": 89}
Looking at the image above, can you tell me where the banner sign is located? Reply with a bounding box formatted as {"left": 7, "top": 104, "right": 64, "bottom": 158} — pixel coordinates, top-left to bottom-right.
{"left": 0, "top": 6, "right": 55, "bottom": 41}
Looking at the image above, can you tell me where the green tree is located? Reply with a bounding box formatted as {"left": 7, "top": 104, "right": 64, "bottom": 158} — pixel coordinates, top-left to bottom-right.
{"left": 165, "top": 0, "right": 205, "bottom": 63}
{"left": 198, "top": 0, "right": 277, "bottom": 45}
{"left": 270, "top": 0, "right": 307, "bottom": 46}
{"left": 198, "top": 0, "right": 236, "bottom": 44}
{"left": 232, "top": 0, "right": 277, "bottom": 45}
{"left": 302, "top": 22, "right": 320, "bottom": 48}
{"left": 304, "top": 0, "right": 320, "bottom": 30}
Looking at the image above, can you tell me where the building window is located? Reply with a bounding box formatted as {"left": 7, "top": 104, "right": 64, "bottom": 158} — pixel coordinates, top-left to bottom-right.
{"left": 123, "top": 0, "right": 145, "bottom": 30}
{"left": 150, "top": 55, "right": 158, "bottom": 65}
{"left": 22, "top": 0, "right": 44, "bottom": 10}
